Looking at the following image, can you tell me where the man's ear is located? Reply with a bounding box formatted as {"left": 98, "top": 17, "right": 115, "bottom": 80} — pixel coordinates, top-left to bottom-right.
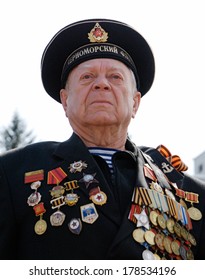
{"left": 60, "top": 89, "right": 68, "bottom": 116}
{"left": 132, "top": 91, "right": 141, "bottom": 118}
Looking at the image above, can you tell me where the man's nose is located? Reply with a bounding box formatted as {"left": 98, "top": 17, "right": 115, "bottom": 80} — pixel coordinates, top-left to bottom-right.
{"left": 93, "top": 75, "right": 110, "bottom": 90}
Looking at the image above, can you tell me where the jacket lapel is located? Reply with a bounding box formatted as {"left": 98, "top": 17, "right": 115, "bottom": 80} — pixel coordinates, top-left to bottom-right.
{"left": 52, "top": 133, "right": 121, "bottom": 226}
{"left": 108, "top": 148, "right": 149, "bottom": 254}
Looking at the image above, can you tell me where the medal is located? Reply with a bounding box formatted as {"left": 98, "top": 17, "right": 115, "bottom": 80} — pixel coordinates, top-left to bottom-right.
{"left": 134, "top": 208, "right": 150, "bottom": 229}
{"left": 68, "top": 160, "right": 88, "bottom": 173}
{"left": 187, "top": 232, "right": 197, "bottom": 246}
{"left": 33, "top": 202, "right": 47, "bottom": 234}
{"left": 68, "top": 218, "right": 82, "bottom": 235}
{"left": 50, "top": 210, "right": 66, "bottom": 226}
{"left": 79, "top": 173, "right": 99, "bottom": 188}
{"left": 171, "top": 240, "right": 181, "bottom": 256}
{"left": 149, "top": 210, "right": 159, "bottom": 226}
{"left": 157, "top": 214, "right": 167, "bottom": 230}
{"left": 89, "top": 187, "right": 107, "bottom": 206}
{"left": 179, "top": 244, "right": 187, "bottom": 260}
{"left": 34, "top": 217, "right": 47, "bottom": 235}
{"left": 64, "top": 180, "right": 80, "bottom": 206}
{"left": 142, "top": 249, "right": 155, "bottom": 260}
{"left": 186, "top": 248, "right": 194, "bottom": 260}
{"left": 155, "top": 233, "right": 165, "bottom": 251}
{"left": 180, "top": 226, "right": 189, "bottom": 241}
{"left": 173, "top": 222, "right": 182, "bottom": 238}
{"left": 144, "top": 230, "right": 155, "bottom": 245}
{"left": 80, "top": 203, "right": 99, "bottom": 224}
{"left": 187, "top": 206, "right": 202, "bottom": 221}
{"left": 150, "top": 181, "right": 163, "bottom": 193}
{"left": 65, "top": 193, "right": 79, "bottom": 206}
{"left": 166, "top": 217, "right": 175, "bottom": 234}
{"left": 163, "top": 236, "right": 173, "bottom": 254}
{"left": 50, "top": 185, "right": 65, "bottom": 198}
{"left": 27, "top": 191, "right": 41, "bottom": 207}
{"left": 132, "top": 228, "right": 145, "bottom": 243}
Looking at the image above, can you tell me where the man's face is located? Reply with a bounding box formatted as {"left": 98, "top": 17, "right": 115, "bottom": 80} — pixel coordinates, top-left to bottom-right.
{"left": 60, "top": 58, "right": 141, "bottom": 130}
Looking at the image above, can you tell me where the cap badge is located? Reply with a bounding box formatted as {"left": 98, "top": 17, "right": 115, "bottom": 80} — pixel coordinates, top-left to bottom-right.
{"left": 88, "top": 22, "right": 108, "bottom": 43}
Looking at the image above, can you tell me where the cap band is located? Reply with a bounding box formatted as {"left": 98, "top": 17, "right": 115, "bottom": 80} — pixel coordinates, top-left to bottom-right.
{"left": 61, "top": 43, "right": 139, "bottom": 88}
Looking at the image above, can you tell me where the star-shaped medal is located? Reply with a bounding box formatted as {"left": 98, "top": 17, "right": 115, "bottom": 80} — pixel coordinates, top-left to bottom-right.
{"left": 68, "top": 160, "right": 88, "bottom": 173}
{"left": 79, "top": 173, "right": 99, "bottom": 188}
{"left": 134, "top": 209, "right": 150, "bottom": 230}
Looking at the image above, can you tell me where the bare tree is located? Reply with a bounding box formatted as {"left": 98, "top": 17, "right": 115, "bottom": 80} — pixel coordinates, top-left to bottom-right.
{"left": 0, "top": 112, "right": 36, "bottom": 152}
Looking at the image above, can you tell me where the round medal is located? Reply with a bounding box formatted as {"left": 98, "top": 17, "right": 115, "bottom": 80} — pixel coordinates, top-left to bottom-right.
{"left": 179, "top": 244, "right": 187, "bottom": 260}
{"left": 144, "top": 230, "right": 155, "bottom": 245}
{"left": 149, "top": 210, "right": 159, "bottom": 226}
{"left": 171, "top": 240, "right": 180, "bottom": 256}
{"left": 187, "top": 206, "right": 202, "bottom": 221}
{"left": 157, "top": 214, "right": 167, "bottom": 229}
{"left": 164, "top": 236, "right": 173, "bottom": 254}
{"left": 180, "top": 226, "right": 189, "bottom": 241}
{"left": 173, "top": 222, "right": 182, "bottom": 238}
{"left": 166, "top": 218, "right": 175, "bottom": 234}
{"left": 186, "top": 248, "right": 194, "bottom": 260}
{"left": 90, "top": 191, "right": 107, "bottom": 206}
{"left": 155, "top": 233, "right": 165, "bottom": 251}
{"left": 187, "top": 232, "right": 197, "bottom": 246}
{"left": 142, "top": 249, "right": 155, "bottom": 260}
{"left": 34, "top": 219, "right": 47, "bottom": 235}
{"left": 132, "top": 228, "right": 145, "bottom": 243}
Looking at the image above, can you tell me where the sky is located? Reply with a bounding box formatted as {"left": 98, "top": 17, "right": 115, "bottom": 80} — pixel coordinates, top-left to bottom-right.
{"left": 0, "top": 0, "right": 205, "bottom": 175}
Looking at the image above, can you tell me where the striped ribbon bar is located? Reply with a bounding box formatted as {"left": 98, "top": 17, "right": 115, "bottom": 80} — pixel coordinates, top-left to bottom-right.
{"left": 24, "top": 169, "right": 44, "bottom": 184}
{"left": 47, "top": 167, "right": 67, "bottom": 185}
{"left": 157, "top": 144, "right": 188, "bottom": 172}
{"left": 185, "top": 192, "right": 199, "bottom": 203}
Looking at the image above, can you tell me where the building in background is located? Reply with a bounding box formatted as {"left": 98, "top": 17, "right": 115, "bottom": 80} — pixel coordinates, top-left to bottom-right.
{"left": 194, "top": 151, "right": 205, "bottom": 181}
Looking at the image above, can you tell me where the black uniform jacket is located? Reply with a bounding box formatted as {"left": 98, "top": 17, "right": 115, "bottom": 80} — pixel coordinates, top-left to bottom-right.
{"left": 0, "top": 133, "right": 205, "bottom": 260}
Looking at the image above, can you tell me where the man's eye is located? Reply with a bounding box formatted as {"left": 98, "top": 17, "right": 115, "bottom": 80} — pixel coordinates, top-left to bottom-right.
{"left": 82, "top": 74, "right": 93, "bottom": 80}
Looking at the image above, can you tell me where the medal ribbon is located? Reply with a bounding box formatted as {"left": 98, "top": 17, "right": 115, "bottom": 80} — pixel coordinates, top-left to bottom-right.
{"left": 133, "top": 187, "right": 143, "bottom": 206}
{"left": 47, "top": 167, "right": 67, "bottom": 185}
{"left": 24, "top": 169, "right": 44, "bottom": 183}
{"left": 175, "top": 188, "right": 186, "bottom": 199}
{"left": 157, "top": 144, "right": 188, "bottom": 172}
{"left": 185, "top": 192, "right": 199, "bottom": 203}
{"left": 64, "top": 180, "right": 79, "bottom": 191}
{"left": 139, "top": 188, "right": 152, "bottom": 206}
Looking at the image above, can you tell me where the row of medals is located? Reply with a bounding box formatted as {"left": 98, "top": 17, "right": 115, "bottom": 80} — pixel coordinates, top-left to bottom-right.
{"left": 26, "top": 165, "right": 107, "bottom": 236}
{"left": 130, "top": 179, "right": 201, "bottom": 260}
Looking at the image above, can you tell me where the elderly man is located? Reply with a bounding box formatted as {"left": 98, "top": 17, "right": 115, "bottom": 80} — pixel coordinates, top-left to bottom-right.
{"left": 0, "top": 19, "right": 205, "bottom": 260}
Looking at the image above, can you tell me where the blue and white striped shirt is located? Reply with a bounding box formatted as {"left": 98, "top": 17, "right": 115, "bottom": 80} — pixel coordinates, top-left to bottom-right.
{"left": 89, "top": 147, "right": 119, "bottom": 173}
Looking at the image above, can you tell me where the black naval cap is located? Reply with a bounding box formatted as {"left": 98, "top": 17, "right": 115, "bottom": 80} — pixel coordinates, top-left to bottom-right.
{"left": 41, "top": 18, "right": 155, "bottom": 103}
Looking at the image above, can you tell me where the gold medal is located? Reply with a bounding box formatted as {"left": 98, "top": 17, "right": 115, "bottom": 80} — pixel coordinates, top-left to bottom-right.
{"left": 173, "top": 222, "right": 182, "bottom": 238}
{"left": 132, "top": 228, "right": 145, "bottom": 243}
{"left": 90, "top": 191, "right": 107, "bottom": 206}
{"left": 164, "top": 236, "right": 173, "bottom": 254}
{"left": 186, "top": 248, "right": 194, "bottom": 260}
{"left": 157, "top": 214, "right": 167, "bottom": 229}
{"left": 180, "top": 226, "right": 189, "bottom": 241}
{"left": 34, "top": 218, "right": 47, "bottom": 235}
{"left": 171, "top": 240, "right": 180, "bottom": 256}
{"left": 166, "top": 217, "right": 175, "bottom": 234}
{"left": 187, "top": 206, "right": 202, "bottom": 221}
{"left": 153, "top": 253, "right": 161, "bottom": 260}
{"left": 187, "top": 232, "right": 197, "bottom": 246}
{"left": 149, "top": 210, "right": 159, "bottom": 226}
{"left": 155, "top": 233, "right": 165, "bottom": 251}
{"left": 144, "top": 230, "right": 156, "bottom": 245}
